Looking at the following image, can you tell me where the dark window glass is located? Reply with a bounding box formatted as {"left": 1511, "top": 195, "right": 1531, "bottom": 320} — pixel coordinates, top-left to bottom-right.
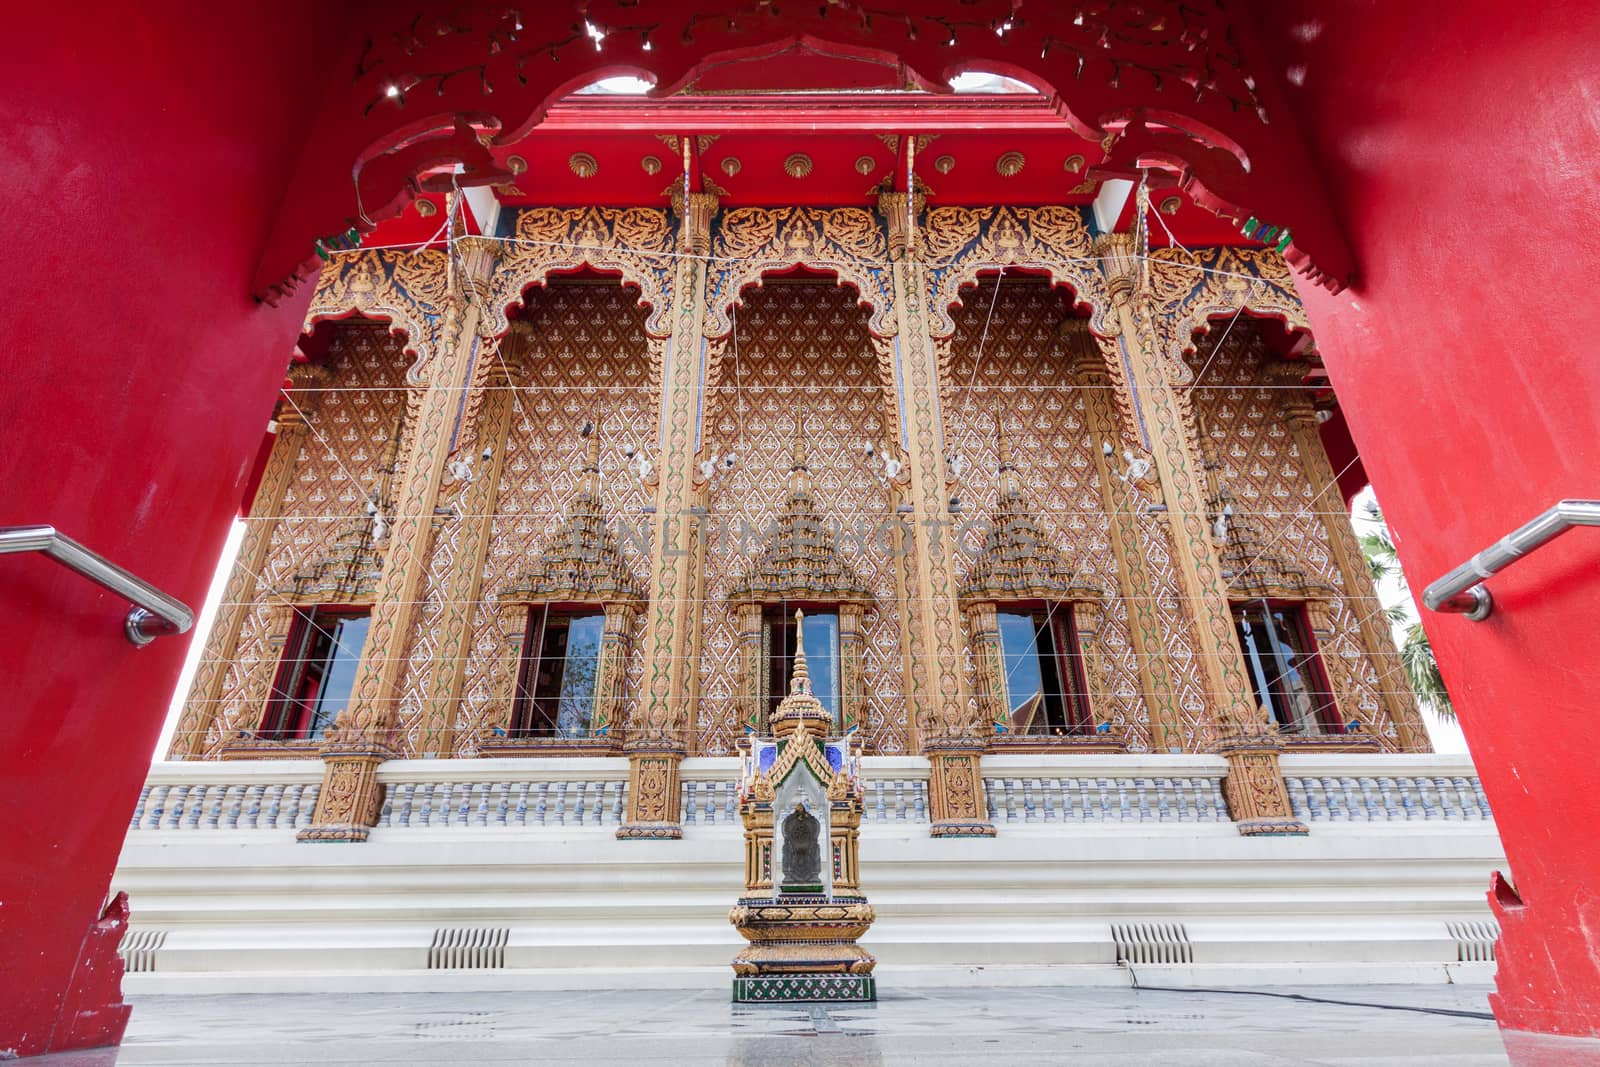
{"left": 767, "top": 611, "right": 841, "bottom": 730}
{"left": 512, "top": 609, "right": 606, "bottom": 737}
{"left": 262, "top": 608, "right": 372, "bottom": 740}
{"left": 1232, "top": 602, "right": 1338, "bottom": 734}
{"left": 997, "top": 608, "right": 1091, "bottom": 736}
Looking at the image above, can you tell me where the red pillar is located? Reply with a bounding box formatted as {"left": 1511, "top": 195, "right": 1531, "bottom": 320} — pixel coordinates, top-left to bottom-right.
{"left": 1255, "top": 0, "right": 1600, "bottom": 1043}
{"left": 0, "top": 7, "right": 343, "bottom": 1055}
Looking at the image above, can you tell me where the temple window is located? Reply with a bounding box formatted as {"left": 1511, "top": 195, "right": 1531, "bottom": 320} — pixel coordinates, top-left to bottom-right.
{"left": 766, "top": 609, "right": 842, "bottom": 730}
{"left": 994, "top": 608, "right": 1092, "bottom": 737}
{"left": 511, "top": 607, "right": 607, "bottom": 738}
{"left": 261, "top": 607, "right": 371, "bottom": 740}
{"left": 479, "top": 423, "right": 645, "bottom": 755}
{"left": 1231, "top": 602, "right": 1339, "bottom": 734}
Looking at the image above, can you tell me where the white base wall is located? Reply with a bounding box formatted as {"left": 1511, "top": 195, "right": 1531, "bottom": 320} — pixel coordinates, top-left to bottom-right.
{"left": 112, "top": 755, "right": 1506, "bottom": 993}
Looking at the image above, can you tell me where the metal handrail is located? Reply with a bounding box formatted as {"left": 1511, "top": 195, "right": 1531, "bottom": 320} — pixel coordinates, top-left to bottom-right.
{"left": 1423, "top": 500, "right": 1600, "bottom": 621}
{"left": 0, "top": 525, "right": 195, "bottom": 646}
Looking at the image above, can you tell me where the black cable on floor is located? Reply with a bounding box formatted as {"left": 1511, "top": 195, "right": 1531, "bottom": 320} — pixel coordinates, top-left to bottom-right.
{"left": 1126, "top": 973, "right": 1495, "bottom": 1021}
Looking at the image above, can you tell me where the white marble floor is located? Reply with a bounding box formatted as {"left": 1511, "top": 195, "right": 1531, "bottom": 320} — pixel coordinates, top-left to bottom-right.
{"left": 111, "top": 985, "right": 1509, "bottom": 1065}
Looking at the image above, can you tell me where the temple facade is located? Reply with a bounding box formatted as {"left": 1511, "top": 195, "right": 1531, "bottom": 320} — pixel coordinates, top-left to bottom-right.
{"left": 114, "top": 142, "right": 1502, "bottom": 991}
{"left": 166, "top": 197, "right": 1431, "bottom": 841}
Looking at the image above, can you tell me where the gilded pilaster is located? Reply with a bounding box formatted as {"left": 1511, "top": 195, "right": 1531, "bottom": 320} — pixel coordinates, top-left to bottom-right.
{"left": 1096, "top": 235, "right": 1304, "bottom": 835}
{"left": 1272, "top": 373, "right": 1429, "bottom": 751}
{"left": 888, "top": 205, "right": 993, "bottom": 838}
{"left": 964, "top": 602, "right": 1005, "bottom": 733}
{"left": 300, "top": 241, "right": 498, "bottom": 842}
{"left": 415, "top": 356, "right": 518, "bottom": 756}
{"left": 618, "top": 194, "right": 716, "bottom": 838}
{"left": 1068, "top": 331, "right": 1187, "bottom": 752}
{"left": 169, "top": 376, "right": 319, "bottom": 759}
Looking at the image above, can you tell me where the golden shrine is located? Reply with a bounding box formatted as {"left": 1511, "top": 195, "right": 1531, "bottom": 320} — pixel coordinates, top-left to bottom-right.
{"left": 730, "top": 611, "right": 876, "bottom": 1002}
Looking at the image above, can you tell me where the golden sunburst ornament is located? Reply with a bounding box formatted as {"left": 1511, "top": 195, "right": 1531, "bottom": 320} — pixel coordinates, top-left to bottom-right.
{"left": 934, "top": 155, "right": 956, "bottom": 175}
{"left": 722, "top": 157, "right": 742, "bottom": 177}
{"left": 640, "top": 155, "right": 662, "bottom": 175}
{"left": 568, "top": 151, "right": 599, "bottom": 178}
{"left": 996, "top": 151, "right": 1025, "bottom": 178}
{"left": 784, "top": 152, "right": 813, "bottom": 178}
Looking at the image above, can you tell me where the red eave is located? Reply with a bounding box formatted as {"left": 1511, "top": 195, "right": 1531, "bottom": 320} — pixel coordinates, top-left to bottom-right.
{"left": 537, "top": 92, "right": 1070, "bottom": 133}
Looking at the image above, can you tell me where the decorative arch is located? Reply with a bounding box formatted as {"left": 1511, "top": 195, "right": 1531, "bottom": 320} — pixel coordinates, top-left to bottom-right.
{"left": 257, "top": 2, "right": 1354, "bottom": 302}
{"left": 301, "top": 250, "right": 448, "bottom": 385}
{"left": 1148, "top": 246, "right": 1311, "bottom": 386}
{"left": 704, "top": 206, "right": 896, "bottom": 340}
{"left": 483, "top": 205, "right": 677, "bottom": 341}
{"left": 922, "top": 204, "right": 1107, "bottom": 339}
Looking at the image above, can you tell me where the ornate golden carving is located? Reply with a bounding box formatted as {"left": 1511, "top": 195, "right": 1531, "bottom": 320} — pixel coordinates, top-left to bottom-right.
{"left": 1146, "top": 246, "right": 1309, "bottom": 385}
{"left": 726, "top": 438, "right": 875, "bottom": 738}
{"left": 640, "top": 154, "right": 662, "bottom": 176}
{"left": 934, "top": 155, "right": 956, "bottom": 175}
{"left": 486, "top": 206, "right": 676, "bottom": 339}
{"left": 731, "top": 617, "right": 876, "bottom": 994}
{"left": 1268, "top": 365, "right": 1430, "bottom": 752}
{"left": 704, "top": 206, "right": 896, "bottom": 339}
{"left": 921, "top": 205, "right": 1105, "bottom": 340}
{"left": 783, "top": 152, "right": 813, "bottom": 178}
{"left": 304, "top": 250, "right": 449, "bottom": 385}
{"left": 478, "top": 425, "right": 644, "bottom": 752}
{"left": 1097, "top": 234, "right": 1303, "bottom": 832}
{"left": 169, "top": 375, "right": 320, "bottom": 759}
{"left": 854, "top": 155, "right": 876, "bottom": 176}
{"left": 568, "top": 151, "right": 599, "bottom": 178}
{"left": 995, "top": 150, "right": 1026, "bottom": 177}
{"left": 720, "top": 156, "right": 742, "bottom": 177}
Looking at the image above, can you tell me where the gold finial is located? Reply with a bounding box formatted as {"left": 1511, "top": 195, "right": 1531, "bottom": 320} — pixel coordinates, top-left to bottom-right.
{"left": 996, "top": 414, "right": 1020, "bottom": 497}
{"left": 790, "top": 609, "right": 811, "bottom": 696}
{"left": 581, "top": 418, "right": 601, "bottom": 495}
{"left": 788, "top": 419, "right": 811, "bottom": 496}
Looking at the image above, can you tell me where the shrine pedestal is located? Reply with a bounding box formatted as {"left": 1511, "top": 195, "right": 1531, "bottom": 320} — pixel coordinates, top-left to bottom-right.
{"left": 729, "top": 611, "right": 877, "bottom": 1003}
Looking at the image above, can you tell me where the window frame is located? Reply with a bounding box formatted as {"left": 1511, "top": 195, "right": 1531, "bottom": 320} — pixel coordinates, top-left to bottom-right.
{"left": 763, "top": 604, "right": 844, "bottom": 732}
{"left": 1230, "top": 599, "right": 1342, "bottom": 735}
{"left": 510, "top": 603, "right": 608, "bottom": 738}
{"left": 260, "top": 605, "right": 372, "bottom": 741}
{"left": 993, "top": 601, "right": 1093, "bottom": 738}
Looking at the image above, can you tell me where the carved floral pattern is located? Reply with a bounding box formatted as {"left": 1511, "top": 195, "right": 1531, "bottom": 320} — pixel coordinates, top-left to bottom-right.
{"left": 706, "top": 207, "right": 896, "bottom": 339}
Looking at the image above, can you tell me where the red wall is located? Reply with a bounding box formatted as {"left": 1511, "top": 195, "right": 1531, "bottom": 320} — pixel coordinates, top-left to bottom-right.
{"left": 0, "top": 7, "right": 343, "bottom": 1054}
{"left": 1254, "top": 0, "right": 1600, "bottom": 1038}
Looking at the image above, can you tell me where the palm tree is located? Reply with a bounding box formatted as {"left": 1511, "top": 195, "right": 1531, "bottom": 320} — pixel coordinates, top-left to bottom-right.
{"left": 1358, "top": 502, "right": 1454, "bottom": 719}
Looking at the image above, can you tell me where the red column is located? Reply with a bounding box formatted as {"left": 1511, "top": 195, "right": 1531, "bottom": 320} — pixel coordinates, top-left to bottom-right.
{"left": 1255, "top": 0, "right": 1600, "bottom": 1042}
{"left": 0, "top": 6, "right": 344, "bottom": 1054}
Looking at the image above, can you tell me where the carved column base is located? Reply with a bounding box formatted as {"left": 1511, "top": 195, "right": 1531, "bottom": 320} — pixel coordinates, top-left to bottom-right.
{"left": 1214, "top": 735, "right": 1309, "bottom": 837}
{"left": 924, "top": 739, "right": 996, "bottom": 838}
{"left": 297, "top": 743, "right": 394, "bottom": 843}
{"left": 617, "top": 739, "right": 686, "bottom": 840}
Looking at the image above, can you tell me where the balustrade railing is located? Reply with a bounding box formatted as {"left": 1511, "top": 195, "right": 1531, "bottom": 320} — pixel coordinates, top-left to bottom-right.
{"left": 126, "top": 754, "right": 1492, "bottom": 832}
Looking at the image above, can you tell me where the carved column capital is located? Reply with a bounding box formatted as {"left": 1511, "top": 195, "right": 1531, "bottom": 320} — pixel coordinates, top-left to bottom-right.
{"left": 454, "top": 235, "right": 502, "bottom": 308}
{"left": 877, "top": 191, "right": 922, "bottom": 261}
{"left": 681, "top": 192, "right": 719, "bottom": 256}
{"left": 1094, "top": 233, "right": 1141, "bottom": 305}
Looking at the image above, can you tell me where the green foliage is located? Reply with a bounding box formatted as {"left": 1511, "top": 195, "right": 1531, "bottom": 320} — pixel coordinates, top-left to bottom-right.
{"left": 1358, "top": 501, "right": 1455, "bottom": 720}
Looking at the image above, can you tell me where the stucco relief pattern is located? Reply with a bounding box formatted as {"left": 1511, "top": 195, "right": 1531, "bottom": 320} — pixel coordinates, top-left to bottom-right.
{"left": 1187, "top": 331, "right": 1395, "bottom": 747}
{"left": 940, "top": 281, "right": 1146, "bottom": 747}
{"left": 452, "top": 284, "right": 659, "bottom": 754}
{"left": 205, "top": 327, "right": 408, "bottom": 753}
{"left": 700, "top": 283, "right": 905, "bottom": 756}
